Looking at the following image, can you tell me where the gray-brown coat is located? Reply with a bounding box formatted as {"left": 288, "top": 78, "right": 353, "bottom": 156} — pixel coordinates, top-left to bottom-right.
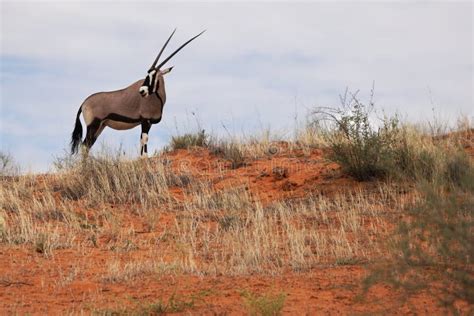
{"left": 70, "top": 29, "right": 204, "bottom": 156}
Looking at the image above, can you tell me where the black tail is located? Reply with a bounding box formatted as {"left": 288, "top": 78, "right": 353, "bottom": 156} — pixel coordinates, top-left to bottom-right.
{"left": 70, "top": 106, "right": 83, "bottom": 154}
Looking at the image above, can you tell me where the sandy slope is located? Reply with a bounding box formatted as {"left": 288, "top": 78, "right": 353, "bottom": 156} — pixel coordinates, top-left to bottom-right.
{"left": 1, "top": 143, "right": 470, "bottom": 314}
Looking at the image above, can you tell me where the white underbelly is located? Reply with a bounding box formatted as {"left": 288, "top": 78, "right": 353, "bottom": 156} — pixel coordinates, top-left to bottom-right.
{"left": 104, "top": 120, "right": 140, "bottom": 130}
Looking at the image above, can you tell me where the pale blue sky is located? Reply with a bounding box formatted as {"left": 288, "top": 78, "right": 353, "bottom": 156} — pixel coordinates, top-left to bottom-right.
{"left": 1, "top": 1, "right": 472, "bottom": 172}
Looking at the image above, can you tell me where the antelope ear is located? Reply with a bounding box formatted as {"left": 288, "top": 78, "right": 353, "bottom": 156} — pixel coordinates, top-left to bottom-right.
{"left": 161, "top": 66, "right": 174, "bottom": 75}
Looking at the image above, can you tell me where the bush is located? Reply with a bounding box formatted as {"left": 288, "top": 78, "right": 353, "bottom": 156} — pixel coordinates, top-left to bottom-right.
{"left": 314, "top": 91, "right": 401, "bottom": 181}
{"left": 313, "top": 89, "right": 471, "bottom": 184}
{"left": 364, "top": 166, "right": 474, "bottom": 311}
{"left": 169, "top": 130, "right": 208, "bottom": 150}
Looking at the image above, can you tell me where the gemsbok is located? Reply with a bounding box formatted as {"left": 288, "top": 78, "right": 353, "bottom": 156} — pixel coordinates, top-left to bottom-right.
{"left": 70, "top": 29, "right": 205, "bottom": 156}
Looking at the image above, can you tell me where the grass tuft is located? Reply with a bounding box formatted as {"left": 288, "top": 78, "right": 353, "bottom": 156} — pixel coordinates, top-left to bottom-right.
{"left": 210, "top": 140, "right": 246, "bottom": 169}
{"left": 241, "top": 290, "right": 286, "bottom": 316}
{"left": 169, "top": 130, "right": 208, "bottom": 150}
{"left": 54, "top": 150, "right": 173, "bottom": 206}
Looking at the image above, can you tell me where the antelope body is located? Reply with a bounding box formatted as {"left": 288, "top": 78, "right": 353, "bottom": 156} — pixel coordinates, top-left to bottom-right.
{"left": 70, "top": 29, "right": 204, "bottom": 156}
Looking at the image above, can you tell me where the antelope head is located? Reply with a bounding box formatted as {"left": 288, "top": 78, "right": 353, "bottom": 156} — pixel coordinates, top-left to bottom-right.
{"left": 139, "top": 29, "right": 205, "bottom": 98}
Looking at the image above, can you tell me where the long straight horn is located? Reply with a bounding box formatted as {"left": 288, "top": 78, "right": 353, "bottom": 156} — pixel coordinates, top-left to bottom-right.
{"left": 156, "top": 30, "right": 206, "bottom": 69}
{"left": 149, "top": 28, "right": 177, "bottom": 71}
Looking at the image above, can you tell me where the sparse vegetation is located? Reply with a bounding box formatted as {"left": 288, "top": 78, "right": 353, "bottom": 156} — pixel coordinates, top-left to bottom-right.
{"left": 54, "top": 150, "right": 175, "bottom": 206}
{"left": 1, "top": 107, "right": 472, "bottom": 314}
{"left": 241, "top": 290, "right": 286, "bottom": 316}
{"left": 140, "top": 293, "right": 196, "bottom": 314}
{"left": 314, "top": 89, "right": 471, "bottom": 184}
{"left": 313, "top": 91, "right": 400, "bottom": 180}
{"left": 169, "top": 129, "right": 208, "bottom": 150}
{"left": 210, "top": 140, "right": 246, "bottom": 169}
{"left": 0, "top": 151, "right": 18, "bottom": 176}
{"left": 93, "top": 293, "right": 197, "bottom": 315}
{"left": 364, "top": 163, "right": 474, "bottom": 312}
{"left": 174, "top": 185, "right": 397, "bottom": 274}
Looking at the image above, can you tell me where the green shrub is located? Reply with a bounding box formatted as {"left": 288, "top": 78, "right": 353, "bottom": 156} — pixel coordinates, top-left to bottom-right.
{"left": 314, "top": 91, "right": 471, "bottom": 184}
{"left": 315, "top": 94, "right": 401, "bottom": 181}
{"left": 169, "top": 130, "right": 208, "bottom": 150}
{"left": 364, "top": 166, "right": 474, "bottom": 311}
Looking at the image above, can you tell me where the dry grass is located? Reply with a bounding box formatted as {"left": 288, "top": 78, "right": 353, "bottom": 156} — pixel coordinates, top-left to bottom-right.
{"left": 164, "top": 126, "right": 328, "bottom": 171}
{"left": 169, "top": 129, "right": 208, "bottom": 150}
{"left": 172, "top": 182, "right": 413, "bottom": 275}
{"left": 242, "top": 290, "right": 287, "bottom": 316}
{"left": 101, "top": 258, "right": 180, "bottom": 283}
{"left": 0, "top": 118, "right": 471, "bottom": 314}
{"left": 54, "top": 153, "right": 174, "bottom": 206}
{"left": 0, "top": 175, "right": 76, "bottom": 256}
{"left": 0, "top": 148, "right": 407, "bottom": 275}
{"left": 218, "top": 127, "right": 327, "bottom": 162}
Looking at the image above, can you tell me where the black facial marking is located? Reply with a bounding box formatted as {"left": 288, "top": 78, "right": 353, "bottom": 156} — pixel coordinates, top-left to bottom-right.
{"left": 143, "top": 75, "right": 150, "bottom": 87}
{"left": 142, "top": 71, "right": 158, "bottom": 93}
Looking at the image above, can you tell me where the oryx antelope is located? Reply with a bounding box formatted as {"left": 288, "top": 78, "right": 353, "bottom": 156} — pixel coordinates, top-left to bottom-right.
{"left": 70, "top": 29, "right": 205, "bottom": 156}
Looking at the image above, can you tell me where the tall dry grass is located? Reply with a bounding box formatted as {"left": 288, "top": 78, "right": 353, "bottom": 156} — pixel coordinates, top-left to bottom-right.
{"left": 172, "top": 182, "right": 410, "bottom": 275}
{"left": 0, "top": 175, "right": 76, "bottom": 257}
{"left": 1, "top": 144, "right": 407, "bottom": 275}
{"left": 1, "top": 111, "right": 471, "bottom": 289}
{"left": 53, "top": 151, "right": 176, "bottom": 205}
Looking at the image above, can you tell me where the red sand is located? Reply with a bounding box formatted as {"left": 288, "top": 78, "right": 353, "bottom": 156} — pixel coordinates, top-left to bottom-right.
{"left": 1, "top": 143, "right": 471, "bottom": 314}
